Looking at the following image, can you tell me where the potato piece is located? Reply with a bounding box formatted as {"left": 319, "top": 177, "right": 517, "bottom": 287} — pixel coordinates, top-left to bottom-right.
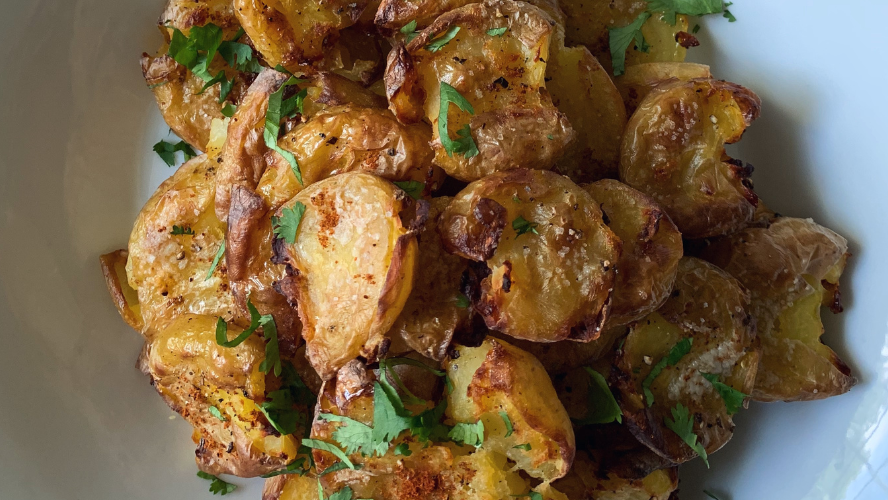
{"left": 233, "top": 0, "right": 370, "bottom": 71}
{"left": 387, "top": 197, "right": 472, "bottom": 360}
{"left": 558, "top": 0, "right": 690, "bottom": 74}
{"left": 585, "top": 180, "right": 683, "bottom": 327}
{"left": 302, "top": 72, "right": 388, "bottom": 116}
{"left": 384, "top": 0, "right": 574, "bottom": 182}
{"left": 547, "top": 28, "right": 628, "bottom": 183}
{"left": 257, "top": 105, "right": 440, "bottom": 211}
{"left": 551, "top": 450, "right": 678, "bottom": 500}
{"left": 702, "top": 217, "right": 855, "bottom": 402}
{"left": 100, "top": 249, "right": 144, "bottom": 331}
{"left": 126, "top": 155, "right": 236, "bottom": 334}
{"left": 500, "top": 325, "right": 628, "bottom": 375}
{"left": 613, "top": 258, "right": 758, "bottom": 464}
{"left": 439, "top": 169, "right": 621, "bottom": 343}
{"left": 446, "top": 338, "right": 576, "bottom": 481}
{"left": 615, "top": 62, "right": 712, "bottom": 116}
{"left": 159, "top": 0, "right": 240, "bottom": 35}
{"left": 374, "top": 0, "right": 565, "bottom": 33}
{"left": 143, "top": 314, "right": 303, "bottom": 477}
{"left": 272, "top": 173, "right": 423, "bottom": 379}
{"left": 620, "top": 79, "right": 762, "bottom": 239}
{"left": 322, "top": 27, "right": 387, "bottom": 85}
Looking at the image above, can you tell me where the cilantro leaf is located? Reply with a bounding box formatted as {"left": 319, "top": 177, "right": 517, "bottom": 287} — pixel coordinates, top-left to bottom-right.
{"left": 573, "top": 367, "right": 623, "bottom": 425}
{"left": 196, "top": 471, "right": 237, "bottom": 495}
{"left": 438, "top": 81, "right": 479, "bottom": 158}
{"left": 701, "top": 373, "right": 747, "bottom": 415}
{"left": 319, "top": 413, "right": 386, "bottom": 456}
{"left": 486, "top": 27, "right": 507, "bottom": 37}
{"left": 608, "top": 12, "right": 652, "bottom": 76}
{"left": 664, "top": 403, "right": 709, "bottom": 467}
{"left": 723, "top": 2, "right": 736, "bottom": 22}
{"left": 512, "top": 493, "right": 543, "bottom": 500}
{"left": 394, "top": 443, "right": 412, "bottom": 456}
{"left": 209, "top": 405, "right": 227, "bottom": 421}
{"left": 319, "top": 462, "right": 355, "bottom": 476}
{"left": 646, "top": 0, "right": 726, "bottom": 25}
{"left": 301, "top": 439, "right": 356, "bottom": 469}
{"left": 153, "top": 140, "right": 196, "bottom": 167}
{"left": 704, "top": 490, "right": 722, "bottom": 500}
{"left": 448, "top": 420, "right": 484, "bottom": 447}
{"left": 381, "top": 357, "right": 446, "bottom": 377}
{"left": 259, "top": 388, "right": 304, "bottom": 436}
{"left": 258, "top": 309, "right": 282, "bottom": 376}
{"left": 261, "top": 457, "right": 307, "bottom": 478}
{"left": 642, "top": 337, "right": 693, "bottom": 406}
{"left": 205, "top": 241, "right": 226, "bottom": 280}
{"left": 214, "top": 312, "right": 254, "bottom": 348}
{"left": 328, "top": 485, "right": 356, "bottom": 500}
{"left": 512, "top": 216, "right": 539, "bottom": 237}
{"left": 393, "top": 181, "right": 425, "bottom": 200}
{"left": 272, "top": 202, "right": 307, "bottom": 244}
{"left": 170, "top": 225, "right": 194, "bottom": 235}
{"left": 513, "top": 443, "right": 532, "bottom": 451}
{"left": 168, "top": 24, "right": 223, "bottom": 81}
{"left": 499, "top": 411, "right": 514, "bottom": 437}
{"left": 401, "top": 20, "right": 420, "bottom": 43}
{"left": 409, "top": 399, "right": 451, "bottom": 443}
{"left": 265, "top": 79, "right": 305, "bottom": 184}
{"left": 426, "top": 26, "right": 460, "bottom": 52}
{"left": 221, "top": 103, "right": 236, "bottom": 118}
{"left": 455, "top": 293, "right": 470, "bottom": 308}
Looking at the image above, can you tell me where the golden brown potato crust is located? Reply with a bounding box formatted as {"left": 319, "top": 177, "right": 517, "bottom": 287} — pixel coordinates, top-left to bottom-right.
{"left": 585, "top": 180, "right": 683, "bottom": 327}
{"left": 550, "top": 450, "right": 678, "bottom": 500}
{"left": 375, "top": 0, "right": 565, "bottom": 33}
{"left": 614, "top": 258, "right": 758, "bottom": 465}
{"left": 615, "top": 62, "right": 712, "bottom": 116}
{"left": 384, "top": 0, "right": 574, "bottom": 181}
{"left": 100, "top": 249, "right": 144, "bottom": 331}
{"left": 619, "top": 78, "right": 762, "bottom": 239}
{"left": 702, "top": 217, "right": 855, "bottom": 402}
{"left": 439, "top": 169, "right": 621, "bottom": 343}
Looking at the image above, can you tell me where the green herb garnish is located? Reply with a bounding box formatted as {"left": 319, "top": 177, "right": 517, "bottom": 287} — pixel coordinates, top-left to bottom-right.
{"left": 437, "top": 82, "right": 479, "bottom": 158}
{"left": 512, "top": 216, "right": 539, "bottom": 237}
{"left": 486, "top": 27, "right": 507, "bottom": 37}
{"left": 170, "top": 225, "right": 194, "bottom": 235}
{"left": 701, "top": 372, "right": 747, "bottom": 415}
{"left": 205, "top": 240, "right": 226, "bottom": 280}
{"left": 393, "top": 181, "right": 425, "bottom": 200}
{"left": 642, "top": 337, "right": 692, "bottom": 406}
{"left": 196, "top": 471, "right": 237, "bottom": 495}
{"left": 609, "top": 12, "right": 652, "bottom": 76}
{"left": 153, "top": 140, "right": 196, "bottom": 167}
{"left": 426, "top": 26, "right": 460, "bottom": 52}
{"left": 272, "top": 202, "right": 307, "bottom": 245}
{"left": 665, "top": 403, "right": 709, "bottom": 467}
{"left": 573, "top": 367, "right": 623, "bottom": 425}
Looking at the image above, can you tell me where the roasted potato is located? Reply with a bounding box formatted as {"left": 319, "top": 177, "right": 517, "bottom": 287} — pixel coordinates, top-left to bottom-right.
{"left": 233, "top": 0, "right": 370, "bottom": 71}
{"left": 142, "top": 314, "right": 304, "bottom": 477}
{"left": 272, "top": 173, "right": 423, "bottom": 379}
{"left": 100, "top": 249, "right": 144, "bottom": 331}
{"left": 323, "top": 27, "right": 387, "bottom": 85}
{"left": 613, "top": 258, "right": 758, "bottom": 465}
{"left": 256, "top": 105, "right": 441, "bottom": 210}
{"left": 558, "top": 0, "right": 690, "bottom": 74}
{"left": 302, "top": 72, "right": 388, "bottom": 115}
{"left": 387, "top": 197, "right": 472, "bottom": 361}
{"left": 615, "top": 62, "right": 712, "bottom": 116}
{"left": 159, "top": 0, "right": 241, "bottom": 35}
{"left": 446, "top": 338, "right": 576, "bottom": 481}
{"left": 501, "top": 324, "right": 628, "bottom": 375}
{"left": 126, "top": 154, "right": 236, "bottom": 334}
{"left": 384, "top": 0, "right": 574, "bottom": 181}
{"left": 439, "top": 169, "right": 621, "bottom": 343}
{"left": 585, "top": 180, "right": 683, "bottom": 327}
{"left": 702, "top": 217, "right": 855, "bottom": 402}
{"left": 375, "top": 0, "right": 565, "bottom": 33}
{"left": 550, "top": 450, "right": 678, "bottom": 500}
{"left": 619, "top": 79, "right": 762, "bottom": 239}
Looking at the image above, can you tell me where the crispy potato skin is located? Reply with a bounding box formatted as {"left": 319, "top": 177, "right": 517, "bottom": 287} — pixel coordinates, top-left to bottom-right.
{"left": 384, "top": 0, "right": 574, "bottom": 181}
{"left": 619, "top": 79, "right": 762, "bottom": 239}
{"left": 585, "top": 180, "right": 683, "bottom": 327}
{"left": 374, "top": 0, "right": 565, "bottom": 33}
{"left": 100, "top": 249, "right": 144, "bottom": 331}
{"left": 387, "top": 197, "right": 472, "bottom": 360}
{"left": 558, "top": 0, "right": 689, "bottom": 74}
{"left": 615, "top": 62, "right": 712, "bottom": 116}
{"left": 550, "top": 450, "right": 678, "bottom": 500}
{"left": 504, "top": 325, "right": 628, "bottom": 375}
{"left": 233, "top": 0, "right": 369, "bottom": 71}
{"left": 439, "top": 169, "right": 621, "bottom": 343}
{"left": 447, "top": 339, "right": 576, "bottom": 481}
{"left": 143, "top": 314, "right": 302, "bottom": 477}
{"left": 614, "top": 258, "right": 758, "bottom": 465}
{"left": 272, "top": 173, "right": 421, "bottom": 379}
{"left": 548, "top": 28, "right": 628, "bottom": 183}
{"left": 159, "top": 0, "right": 240, "bottom": 35}
{"left": 702, "top": 217, "right": 855, "bottom": 402}
{"left": 126, "top": 155, "right": 236, "bottom": 335}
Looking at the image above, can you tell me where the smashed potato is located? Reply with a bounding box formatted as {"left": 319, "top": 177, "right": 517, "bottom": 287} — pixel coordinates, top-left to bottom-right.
{"left": 551, "top": 450, "right": 678, "bottom": 500}
{"left": 439, "top": 169, "right": 621, "bottom": 343}
{"left": 100, "top": 249, "right": 144, "bottom": 331}
{"left": 126, "top": 155, "right": 236, "bottom": 334}
{"left": 702, "top": 217, "right": 855, "bottom": 402}
{"left": 387, "top": 197, "right": 472, "bottom": 361}
{"left": 620, "top": 79, "right": 762, "bottom": 239}
{"left": 272, "top": 173, "right": 423, "bottom": 379}
{"left": 585, "top": 180, "right": 683, "bottom": 327}
{"left": 615, "top": 62, "right": 712, "bottom": 116}
{"left": 501, "top": 324, "right": 628, "bottom": 375}
{"left": 384, "top": 0, "right": 574, "bottom": 181}
{"left": 375, "top": 0, "right": 565, "bottom": 33}
{"left": 614, "top": 258, "right": 758, "bottom": 465}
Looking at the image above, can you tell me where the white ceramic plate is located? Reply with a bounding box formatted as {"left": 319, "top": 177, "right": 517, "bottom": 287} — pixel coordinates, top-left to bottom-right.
{"left": 1, "top": 1, "right": 886, "bottom": 499}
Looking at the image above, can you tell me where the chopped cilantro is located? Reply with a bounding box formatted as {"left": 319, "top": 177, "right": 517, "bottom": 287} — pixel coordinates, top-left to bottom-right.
{"left": 170, "top": 225, "right": 194, "bottom": 235}
{"left": 512, "top": 216, "right": 539, "bottom": 237}
{"left": 609, "top": 12, "right": 651, "bottom": 76}
{"left": 394, "top": 443, "right": 412, "bottom": 456}
{"left": 511, "top": 493, "right": 543, "bottom": 500}
{"left": 301, "top": 439, "right": 356, "bottom": 469}
{"left": 319, "top": 462, "right": 355, "bottom": 476}
{"left": 499, "top": 411, "right": 514, "bottom": 437}
{"left": 448, "top": 420, "right": 484, "bottom": 447}
{"left": 208, "top": 406, "right": 226, "bottom": 421}
{"left": 258, "top": 309, "right": 282, "bottom": 377}
{"left": 692, "top": 23, "right": 701, "bottom": 33}
{"left": 167, "top": 24, "right": 258, "bottom": 102}
{"left": 701, "top": 373, "right": 747, "bottom": 415}
{"left": 642, "top": 337, "right": 693, "bottom": 406}
{"left": 261, "top": 457, "right": 307, "bottom": 478}
{"left": 265, "top": 78, "right": 305, "bottom": 184}
{"left": 426, "top": 26, "right": 460, "bottom": 52}
{"left": 455, "top": 293, "right": 470, "bottom": 308}
{"left": 723, "top": 2, "right": 736, "bottom": 22}
{"left": 393, "top": 180, "right": 425, "bottom": 200}
{"left": 664, "top": 403, "right": 709, "bottom": 467}
{"left": 438, "top": 82, "right": 479, "bottom": 158}
{"left": 401, "top": 20, "right": 420, "bottom": 43}
{"left": 205, "top": 240, "right": 226, "bottom": 280}
{"left": 513, "top": 443, "right": 532, "bottom": 451}
{"left": 196, "top": 471, "right": 237, "bottom": 495}
{"left": 153, "top": 140, "right": 196, "bottom": 167}
{"left": 486, "top": 27, "right": 507, "bottom": 37}
{"left": 272, "top": 202, "right": 307, "bottom": 245}
{"left": 221, "top": 102, "right": 236, "bottom": 117}
{"left": 573, "top": 367, "right": 623, "bottom": 425}
{"left": 646, "top": 0, "right": 731, "bottom": 25}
